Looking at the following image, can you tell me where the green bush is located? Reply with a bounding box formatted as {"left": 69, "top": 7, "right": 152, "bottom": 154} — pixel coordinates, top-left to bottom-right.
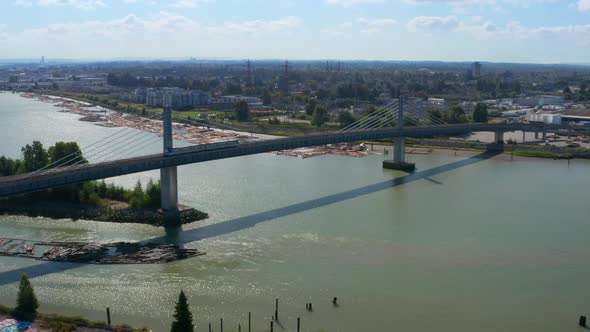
{"left": 0, "top": 303, "right": 12, "bottom": 314}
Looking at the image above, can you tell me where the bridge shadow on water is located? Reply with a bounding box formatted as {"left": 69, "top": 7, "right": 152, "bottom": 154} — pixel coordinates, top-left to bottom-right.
{"left": 0, "top": 151, "right": 500, "bottom": 286}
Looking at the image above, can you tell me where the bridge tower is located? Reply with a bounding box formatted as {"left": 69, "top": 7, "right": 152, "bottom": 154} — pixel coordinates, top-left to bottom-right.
{"left": 383, "top": 97, "right": 416, "bottom": 172}
{"left": 161, "top": 108, "right": 179, "bottom": 215}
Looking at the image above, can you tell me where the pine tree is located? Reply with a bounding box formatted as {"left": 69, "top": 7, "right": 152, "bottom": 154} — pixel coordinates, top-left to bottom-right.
{"left": 170, "top": 290, "right": 194, "bottom": 332}
{"left": 13, "top": 274, "right": 39, "bottom": 321}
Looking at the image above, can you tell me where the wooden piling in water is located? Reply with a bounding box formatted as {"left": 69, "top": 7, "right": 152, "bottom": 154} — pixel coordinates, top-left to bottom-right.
{"left": 248, "top": 312, "right": 251, "bottom": 332}
{"left": 106, "top": 307, "right": 111, "bottom": 327}
{"left": 221, "top": 318, "right": 223, "bottom": 332}
{"left": 297, "top": 317, "right": 300, "bottom": 332}
{"left": 209, "top": 323, "right": 212, "bottom": 332}
{"left": 580, "top": 315, "right": 587, "bottom": 327}
{"left": 275, "top": 298, "right": 279, "bottom": 321}
{"left": 270, "top": 320, "right": 274, "bottom": 332}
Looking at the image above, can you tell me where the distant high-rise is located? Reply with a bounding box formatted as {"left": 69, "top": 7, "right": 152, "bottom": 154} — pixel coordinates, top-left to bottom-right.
{"left": 471, "top": 62, "right": 482, "bottom": 78}
{"left": 40, "top": 56, "right": 45, "bottom": 65}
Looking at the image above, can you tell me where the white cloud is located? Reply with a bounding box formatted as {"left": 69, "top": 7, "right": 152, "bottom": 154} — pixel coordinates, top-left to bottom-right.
{"left": 37, "top": 0, "right": 105, "bottom": 9}
{"left": 405, "top": 0, "right": 557, "bottom": 11}
{"left": 169, "top": 0, "right": 210, "bottom": 8}
{"left": 407, "top": 15, "right": 460, "bottom": 32}
{"left": 356, "top": 17, "right": 397, "bottom": 27}
{"left": 325, "top": 0, "right": 385, "bottom": 7}
{"left": 219, "top": 16, "right": 302, "bottom": 34}
{"left": 14, "top": 0, "right": 33, "bottom": 6}
{"left": 578, "top": 0, "right": 590, "bottom": 11}
{"left": 0, "top": 12, "right": 307, "bottom": 60}
{"left": 355, "top": 17, "right": 397, "bottom": 34}
{"left": 408, "top": 15, "right": 590, "bottom": 46}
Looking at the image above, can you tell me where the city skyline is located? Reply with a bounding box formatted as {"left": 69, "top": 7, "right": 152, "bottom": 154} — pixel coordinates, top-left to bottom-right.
{"left": 0, "top": 0, "right": 589, "bottom": 63}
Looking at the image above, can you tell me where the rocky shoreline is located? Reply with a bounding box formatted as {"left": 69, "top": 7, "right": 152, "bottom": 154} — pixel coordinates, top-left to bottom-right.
{"left": 0, "top": 201, "right": 208, "bottom": 227}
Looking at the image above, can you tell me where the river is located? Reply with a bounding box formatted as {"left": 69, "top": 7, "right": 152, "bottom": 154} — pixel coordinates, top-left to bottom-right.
{"left": 1, "top": 91, "right": 590, "bottom": 331}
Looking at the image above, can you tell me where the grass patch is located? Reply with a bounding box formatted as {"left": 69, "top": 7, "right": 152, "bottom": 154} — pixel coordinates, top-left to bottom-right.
{"left": 0, "top": 303, "right": 148, "bottom": 331}
{"left": 512, "top": 150, "right": 573, "bottom": 159}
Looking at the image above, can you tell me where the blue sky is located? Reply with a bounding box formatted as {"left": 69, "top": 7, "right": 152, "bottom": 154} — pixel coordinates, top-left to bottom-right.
{"left": 0, "top": 0, "right": 589, "bottom": 63}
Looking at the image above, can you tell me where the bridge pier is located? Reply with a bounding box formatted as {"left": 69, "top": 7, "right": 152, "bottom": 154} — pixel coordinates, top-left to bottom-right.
{"left": 161, "top": 167, "right": 178, "bottom": 212}
{"left": 494, "top": 131, "right": 504, "bottom": 144}
{"left": 383, "top": 97, "right": 415, "bottom": 172}
{"left": 542, "top": 130, "right": 547, "bottom": 141}
{"left": 161, "top": 108, "right": 179, "bottom": 216}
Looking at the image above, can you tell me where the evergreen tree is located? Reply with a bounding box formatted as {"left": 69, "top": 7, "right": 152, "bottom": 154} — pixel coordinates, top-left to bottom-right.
{"left": 305, "top": 97, "right": 317, "bottom": 116}
{"left": 20, "top": 141, "right": 48, "bottom": 173}
{"left": 428, "top": 109, "right": 443, "bottom": 124}
{"left": 262, "top": 90, "right": 272, "bottom": 106}
{"left": 472, "top": 103, "right": 489, "bottom": 123}
{"left": 48, "top": 142, "right": 86, "bottom": 166}
{"left": 13, "top": 274, "right": 39, "bottom": 321}
{"left": 170, "top": 291, "right": 194, "bottom": 332}
{"left": 311, "top": 106, "right": 328, "bottom": 127}
{"left": 337, "top": 111, "right": 355, "bottom": 128}
{"left": 444, "top": 106, "right": 468, "bottom": 124}
{"left": 234, "top": 100, "right": 250, "bottom": 122}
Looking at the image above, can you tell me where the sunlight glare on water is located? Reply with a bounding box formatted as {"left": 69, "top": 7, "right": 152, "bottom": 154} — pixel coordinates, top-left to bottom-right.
{"left": 1, "top": 92, "right": 590, "bottom": 331}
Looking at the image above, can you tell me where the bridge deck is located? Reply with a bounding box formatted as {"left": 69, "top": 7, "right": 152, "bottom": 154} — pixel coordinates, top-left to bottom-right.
{"left": 0, "top": 123, "right": 587, "bottom": 197}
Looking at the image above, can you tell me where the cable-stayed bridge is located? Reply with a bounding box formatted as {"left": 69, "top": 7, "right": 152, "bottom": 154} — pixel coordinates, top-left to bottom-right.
{"left": 1, "top": 98, "right": 588, "bottom": 212}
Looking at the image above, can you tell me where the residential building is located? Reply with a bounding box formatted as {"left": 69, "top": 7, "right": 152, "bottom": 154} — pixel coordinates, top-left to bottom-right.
{"left": 134, "top": 88, "right": 210, "bottom": 109}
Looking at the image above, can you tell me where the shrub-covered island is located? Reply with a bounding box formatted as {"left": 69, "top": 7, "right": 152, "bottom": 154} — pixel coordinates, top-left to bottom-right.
{"left": 0, "top": 141, "right": 208, "bottom": 226}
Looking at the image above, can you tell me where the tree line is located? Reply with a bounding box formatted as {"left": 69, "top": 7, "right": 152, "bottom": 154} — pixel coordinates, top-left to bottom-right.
{"left": 0, "top": 141, "right": 161, "bottom": 209}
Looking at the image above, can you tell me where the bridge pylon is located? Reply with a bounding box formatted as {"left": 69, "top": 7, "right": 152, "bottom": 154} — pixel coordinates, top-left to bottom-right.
{"left": 161, "top": 108, "right": 179, "bottom": 216}
{"left": 383, "top": 97, "right": 416, "bottom": 172}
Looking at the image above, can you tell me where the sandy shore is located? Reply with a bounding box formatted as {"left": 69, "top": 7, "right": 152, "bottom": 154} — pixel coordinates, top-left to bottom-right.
{"left": 22, "top": 92, "right": 267, "bottom": 145}
{"left": 22, "top": 92, "right": 376, "bottom": 158}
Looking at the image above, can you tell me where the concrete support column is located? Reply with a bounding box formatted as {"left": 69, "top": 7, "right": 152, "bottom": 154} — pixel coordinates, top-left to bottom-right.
{"left": 535, "top": 132, "right": 539, "bottom": 140}
{"left": 522, "top": 131, "right": 526, "bottom": 142}
{"left": 161, "top": 166, "right": 178, "bottom": 212}
{"left": 494, "top": 131, "right": 504, "bottom": 144}
{"left": 393, "top": 137, "right": 405, "bottom": 163}
{"left": 161, "top": 108, "right": 179, "bottom": 213}
{"left": 542, "top": 130, "right": 547, "bottom": 141}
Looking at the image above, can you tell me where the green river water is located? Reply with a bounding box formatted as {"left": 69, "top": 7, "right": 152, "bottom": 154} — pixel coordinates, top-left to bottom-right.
{"left": 1, "top": 91, "right": 589, "bottom": 331}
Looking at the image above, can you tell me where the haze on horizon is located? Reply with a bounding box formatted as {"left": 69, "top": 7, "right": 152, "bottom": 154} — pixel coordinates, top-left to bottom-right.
{"left": 1, "top": 0, "right": 589, "bottom": 64}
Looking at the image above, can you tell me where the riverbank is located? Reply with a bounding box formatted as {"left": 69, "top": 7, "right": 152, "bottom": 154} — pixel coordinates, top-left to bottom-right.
{"left": 19, "top": 91, "right": 267, "bottom": 145}
{"left": 406, "top": 138, "right": 587, "bottom": 159}
{"left": 364, "top": 136, "right": 590, "bottom": 160}
{"left": 0, "top": 304, "right": 149, "bottom": 331}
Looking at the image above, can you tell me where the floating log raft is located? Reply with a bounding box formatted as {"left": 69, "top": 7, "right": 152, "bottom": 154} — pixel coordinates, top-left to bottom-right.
{"left": 270, "top": 143, "right": 369, "bottom": 158}
{"left": 0, "top": 238, "right": 205, "bottom": 264}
